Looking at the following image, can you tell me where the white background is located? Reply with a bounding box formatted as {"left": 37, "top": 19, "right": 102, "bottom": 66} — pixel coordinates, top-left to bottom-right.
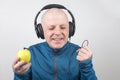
{"left": 0, "top": 0, "right": 120, "bottom": 80}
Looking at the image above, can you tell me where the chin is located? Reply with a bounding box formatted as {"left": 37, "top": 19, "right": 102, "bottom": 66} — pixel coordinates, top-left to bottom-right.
{"left": 48, "top": 39, "right": 68, "bottom": 49}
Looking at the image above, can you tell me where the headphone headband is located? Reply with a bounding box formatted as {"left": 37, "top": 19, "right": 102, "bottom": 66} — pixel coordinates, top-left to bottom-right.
{"left": 41, "top": 4, "right": 67, "bottom": 10}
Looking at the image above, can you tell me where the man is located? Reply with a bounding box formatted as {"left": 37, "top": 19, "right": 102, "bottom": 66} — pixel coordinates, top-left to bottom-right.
{"left": 12, "top": 4, "right": 97, "bottom": 80}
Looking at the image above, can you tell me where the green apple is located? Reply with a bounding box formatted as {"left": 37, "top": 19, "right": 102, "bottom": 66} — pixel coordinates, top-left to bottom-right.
{"left": 17, "top": 49, "right": 31, "bottom": 63}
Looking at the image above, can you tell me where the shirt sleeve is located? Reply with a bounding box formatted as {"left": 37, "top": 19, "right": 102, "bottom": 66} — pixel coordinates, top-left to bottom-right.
{"left": 14, "top": 68, "right": 32, "bottom": 80}
{"left": 79, "top": 58, "right": 97, "bottom": 80}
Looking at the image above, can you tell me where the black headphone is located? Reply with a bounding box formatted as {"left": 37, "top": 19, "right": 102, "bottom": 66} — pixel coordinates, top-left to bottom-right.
{"left": 34, "top": 4, "right": 75, "bottom": 39}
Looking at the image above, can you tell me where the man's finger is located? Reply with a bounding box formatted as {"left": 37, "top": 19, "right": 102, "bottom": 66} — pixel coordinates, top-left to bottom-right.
{"left": 18, "top": 62, "right": 31, "bottom": 74}
{"left": 13, "top": 57, "right": 20, "bottom": 65}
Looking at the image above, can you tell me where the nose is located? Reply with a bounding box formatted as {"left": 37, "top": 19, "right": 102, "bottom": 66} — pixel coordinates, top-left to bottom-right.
{"left": 54, "top": 27, "right": 62, "bottom": 36}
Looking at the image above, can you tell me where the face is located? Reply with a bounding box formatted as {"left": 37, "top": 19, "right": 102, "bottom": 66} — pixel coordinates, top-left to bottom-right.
{"left": 41, "top": 8, "right": 69, "bottom": 49}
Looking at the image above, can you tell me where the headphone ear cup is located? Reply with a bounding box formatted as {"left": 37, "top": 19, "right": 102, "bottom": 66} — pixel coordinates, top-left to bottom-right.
{"left": 69, "top": 22, "right": 75, "bottom": 37}
{"left": 35, "top": 23, "right": 44, "bottom": 39}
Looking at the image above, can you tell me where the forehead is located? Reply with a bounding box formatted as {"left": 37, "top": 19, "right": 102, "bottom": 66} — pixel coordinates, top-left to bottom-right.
{"left": 41, "top": 8, "right": 69, "bottom": 23}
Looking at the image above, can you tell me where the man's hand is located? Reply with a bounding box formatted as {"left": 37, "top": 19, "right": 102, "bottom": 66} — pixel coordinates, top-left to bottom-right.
{"left": 12, "top": 57, "right": 31, "bottom": 74}
{"left": 76, "top": 46, "right": 92, "bottom": 62}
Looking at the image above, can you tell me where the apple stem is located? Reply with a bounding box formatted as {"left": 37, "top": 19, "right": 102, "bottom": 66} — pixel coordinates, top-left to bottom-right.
{"left": 23, "top": 47, "right": 27, "bottom": 50}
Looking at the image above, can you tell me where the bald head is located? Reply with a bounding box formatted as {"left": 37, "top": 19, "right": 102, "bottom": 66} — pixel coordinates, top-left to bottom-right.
{"left": 41, "top": 8, "right": 69, "bottom": 26}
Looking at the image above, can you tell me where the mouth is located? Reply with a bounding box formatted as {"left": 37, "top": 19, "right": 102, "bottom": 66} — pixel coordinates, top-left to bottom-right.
{"left": 52, "top": 38, "right": 63, "bottom": 41}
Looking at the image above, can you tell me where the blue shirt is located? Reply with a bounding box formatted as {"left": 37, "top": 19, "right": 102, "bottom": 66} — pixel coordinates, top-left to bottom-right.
{"left": 14, "top": 41, "right": 97, "bottom": 80}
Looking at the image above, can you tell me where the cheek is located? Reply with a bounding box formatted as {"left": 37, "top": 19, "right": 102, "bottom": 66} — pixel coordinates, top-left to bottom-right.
{"left": 64, "top": 29, "right": 69, "bottom": 36}
{"left": 44, "top": 31, "right": 52, "bottom": 39}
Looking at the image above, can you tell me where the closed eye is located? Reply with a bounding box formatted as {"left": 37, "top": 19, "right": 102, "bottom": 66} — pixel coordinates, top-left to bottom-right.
{"left": 48, "top": 26, "right": 55, "bottom": 30}
{"left": 60, "top": 25, "right": 67, "bottom": 29}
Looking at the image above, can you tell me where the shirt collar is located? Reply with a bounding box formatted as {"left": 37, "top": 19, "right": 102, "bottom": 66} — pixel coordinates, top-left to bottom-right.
{"left": 44, "top": 41, "right": 70, "bottom": 55}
